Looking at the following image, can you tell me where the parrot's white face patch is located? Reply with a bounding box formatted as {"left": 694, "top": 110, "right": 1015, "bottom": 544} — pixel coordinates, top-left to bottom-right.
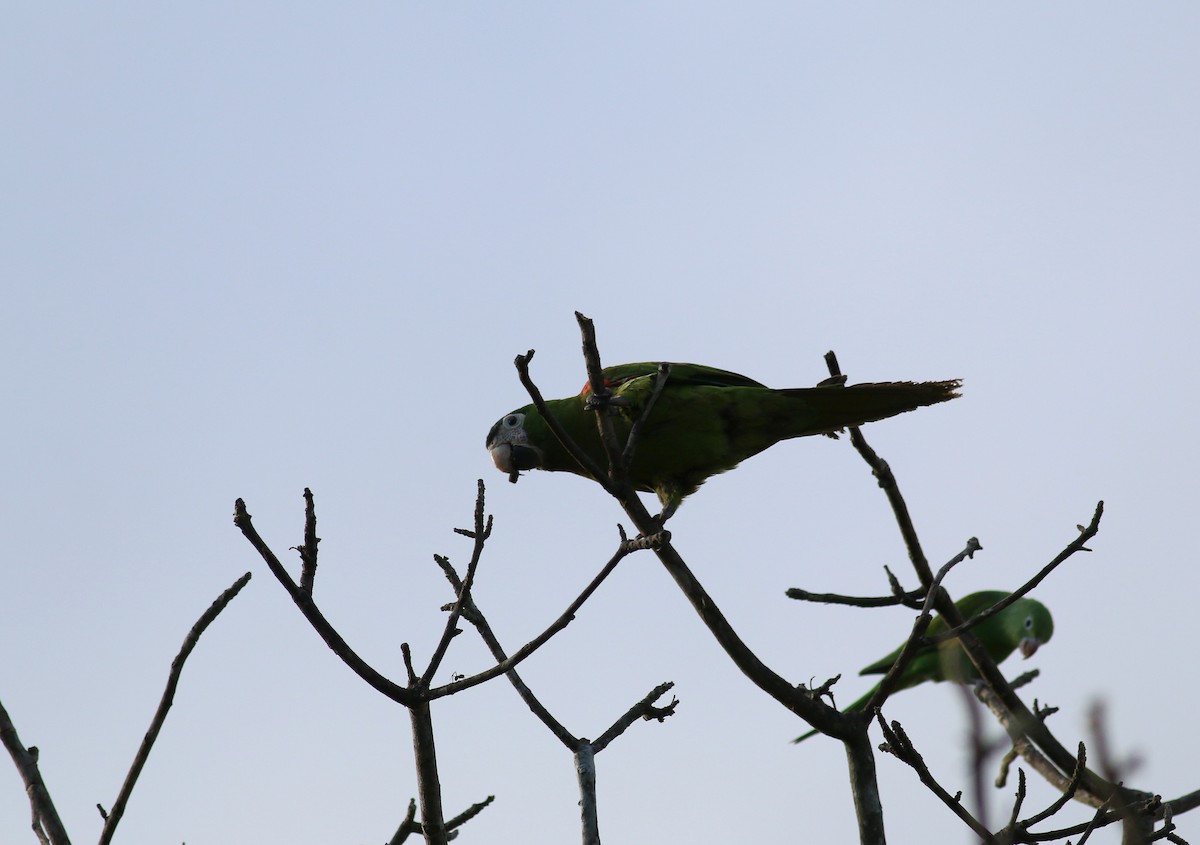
{"left": 490, "top": 442, "right": 518, "bottom": 473}
{"left": 486, "top": 411, "right": 540, "bottom": 480}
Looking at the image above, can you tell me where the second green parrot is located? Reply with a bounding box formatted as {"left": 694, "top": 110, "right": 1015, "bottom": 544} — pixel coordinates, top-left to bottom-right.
{"left": 486, "top": 362, "right": 959, "bottom": 519}
{"left": 792, "top": 590, "right": 1054, "bottom": 743}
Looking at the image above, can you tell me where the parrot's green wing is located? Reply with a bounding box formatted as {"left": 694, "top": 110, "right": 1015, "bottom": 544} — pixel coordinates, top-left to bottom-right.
{"left": 583, "top": 362, "right": 768, "bottom": 396}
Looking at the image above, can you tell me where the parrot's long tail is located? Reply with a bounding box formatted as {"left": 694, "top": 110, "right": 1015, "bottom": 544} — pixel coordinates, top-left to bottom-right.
{"left": 781, "top": 380, "right": 961, "bottom": 437}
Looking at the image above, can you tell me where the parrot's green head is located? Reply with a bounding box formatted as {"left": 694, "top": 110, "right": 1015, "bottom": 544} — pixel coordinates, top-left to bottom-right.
{"left": 1007, "top": 597, "right": 1054, "bottom": 659}
{"left": 486, "top": 406, "right": 544, "bottom": 483}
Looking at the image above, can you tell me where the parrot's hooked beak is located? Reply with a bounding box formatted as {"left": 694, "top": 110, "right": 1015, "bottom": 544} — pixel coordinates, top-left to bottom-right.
{"left": 489, "top": 442, "right": 542, "bottom": 483}
{"left": 1018, "top": 637, "right": 1041, "bottom": 659}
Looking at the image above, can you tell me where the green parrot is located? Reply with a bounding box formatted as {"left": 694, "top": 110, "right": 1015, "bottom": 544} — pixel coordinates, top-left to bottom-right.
{"left": 792, "top": 590, "right": 1054, "bottom": 743}
{"left": 486, "top": 362, "right": 959, "bottom": 519}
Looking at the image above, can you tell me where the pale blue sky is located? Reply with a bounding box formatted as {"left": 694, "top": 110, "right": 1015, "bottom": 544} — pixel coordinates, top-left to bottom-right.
{"left": 3, "top": 5, "right": 1198, "bottom": 843}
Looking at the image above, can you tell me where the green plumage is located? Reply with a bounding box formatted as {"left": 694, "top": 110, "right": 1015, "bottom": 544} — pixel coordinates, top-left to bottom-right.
{"left": 791, "top": 590, "right": 1054, "bottom": 744}
{"left": 486, "top": 362, "right": 960, "bottom": 517}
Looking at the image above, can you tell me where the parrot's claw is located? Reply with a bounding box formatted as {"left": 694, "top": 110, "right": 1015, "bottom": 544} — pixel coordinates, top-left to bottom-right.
{"left": 584, "top": 392, "right": 631, "bottom": 413}
{"left": 622, "top": 529, "right": 672, "bottom": 551}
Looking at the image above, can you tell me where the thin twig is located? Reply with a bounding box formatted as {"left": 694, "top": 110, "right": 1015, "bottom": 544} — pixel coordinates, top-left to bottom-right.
{"left": 234, "top": 498, "right": 415, "bottom": 706}
{"left": 825, "top": 350, "right": 935, "bottom": 587}
{"left": 427, "top": 541, "right": 632, "bottom": 702}
{"left": 621, "top": 362, "right": 672, "bottom": 468}
{"left": 592, "top": 682, "right": 677, "bottom": 752}
{"left": 387, "top": 798, "right": 419, "bottom": 845}
{"left": 785, "top": 587, "right": 925, "bottom": 608}
{"left": 1005, "top": 768, "right": 1027, "bottom": 836}
{"left": 421, "top": 480, "right": 491, "bottom": 690}
{"left": 433, "top": 556, "right": 578, "bottom": 746}
{"left": 862, "top": 538, "right": 981, "bottom": 717}
{"left": 929, "top": 504, "right": 1103, "bottom": 644}
{"left": 574, "top": 312, "right": 636, "bottom": 501}
{"left": 514, "top": 349, "right": 611, "bottom": 489}
{"left": 446, "top": 794, "right": 496, "bottom": 831}
{"left": 878, "top": 714, "right": 994, "bottom": 842}
{"left": 1019, "top": 742, "right": 1088, "bottom": 830}
{"left": 298, "top": 487, "right": 319, "bottom": 595}
{"left": 98, "top": 572, "right": 253, "bottom": 845}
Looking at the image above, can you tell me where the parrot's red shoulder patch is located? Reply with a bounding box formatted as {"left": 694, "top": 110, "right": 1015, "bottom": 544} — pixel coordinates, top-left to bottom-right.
{"left": 579, "top": 378, "right": 617, "bottom": 396}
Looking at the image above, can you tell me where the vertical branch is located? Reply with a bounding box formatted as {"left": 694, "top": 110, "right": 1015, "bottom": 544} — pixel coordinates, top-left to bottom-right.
{"left": 410, "top": 700, "right": 448, "bottom": 845}
{"left": 574, "top": 312, "right": 632, "bottom": 499}
{"left": 845, "top": 729, "right": 887, "bottom": 845}
{"left": 299, "top": 487, "right": 319, "bottom": 595}
{"left": 575, "top": 741, "right": 601, "bottom": 845}
{"left": 421, "top": 481, "right": 491, "bottom": 690}
{"left": 823, "top": 350, "right": 933, "bottom": 586}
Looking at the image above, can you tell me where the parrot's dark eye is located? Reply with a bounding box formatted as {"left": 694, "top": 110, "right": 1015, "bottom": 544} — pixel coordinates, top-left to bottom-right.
{"left": 505, "top": 415, "right": 519, "bottom": 427}
{"left": 1024, "top": 616, "right": 1034, "bottom": 630}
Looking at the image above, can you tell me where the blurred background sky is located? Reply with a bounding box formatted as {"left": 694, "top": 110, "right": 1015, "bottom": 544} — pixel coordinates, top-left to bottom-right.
{"left": 3, "top": 4, "right": 1198, "bottom": 843}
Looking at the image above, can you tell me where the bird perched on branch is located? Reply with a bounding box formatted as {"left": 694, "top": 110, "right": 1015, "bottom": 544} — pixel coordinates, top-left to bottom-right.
{"left": 486, "top": 361, "right": 960, "bottom": 519}
{"left": 792, "top": 590, "right": 1054, "bottom": 744}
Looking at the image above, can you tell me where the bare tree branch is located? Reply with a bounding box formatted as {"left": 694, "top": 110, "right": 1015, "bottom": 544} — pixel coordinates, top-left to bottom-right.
{"left": 592, "top": 682, "right": 677, "bottom": 752}
{"left": 575, "top": 742, "right": 600, "bottom": 845}
{"left": 825, "top": 350, "right": 1140, "bottom": 814}
{"left": 445, "top": 794, "right": 495, "bottom": 832}
{"left": 621, "top": 362, "right": 672, "bottom": 468}
{"left": 513, "top": 348, "right": 611, "bottom": 490}
{"left": 878, "top": 714, "right": 994, "bottom": 842}
{"left": 420, "top": 480, "right": 491, "bottom": 691}
{"left": 433, "top": 554, "right": 579, "bottom": 745}
{"left": 298, "top": 487, "right": 319, "bottom": 595}
{"left": 548, "top": 316, "right": 884, "bottom": 845}
{"left": 387, "top": 795, "right": 494, "bottom": 845}
{"left": 233, "top": 497, "right": 416, "bottom": 706}
{"left": 860, "top": 538, "right": 983, "bottom": 719}
{"left": 824, "top": 351, "right": 936, "bottom": 587}
{"left": 387, "top": 798, "right": 419, "bottom": 845}
{"left": 98, "top": 571, "right": 252, "bottom": 845}
{"left": 410, "top": 701, "right": 447, "bottom": 845}
{"left": 0, "top": 701, "right": 71, "bottom": 845}
{"left": 785, "top": 587, "right": 925, "bottom": 608}
{"left": 427, "top": 536, "right": 632, "bottom": 702}
{"left": 929, "top": 504, "right": 1102, "bottom": 645}
{"left": 845, "top": 728, "right": 887, "bottom": 845}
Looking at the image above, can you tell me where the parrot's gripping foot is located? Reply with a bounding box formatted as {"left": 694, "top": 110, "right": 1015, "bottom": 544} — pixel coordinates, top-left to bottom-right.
{"left": 584, "top": 392, "right": 632, "bottom": 413}
{"left": 622, "top": 529, "right": 672, "bottom": 552}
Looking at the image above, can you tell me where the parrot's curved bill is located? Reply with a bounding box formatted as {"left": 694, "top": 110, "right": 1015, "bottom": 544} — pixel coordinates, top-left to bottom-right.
{"left": 489, "top": 441, "right": 541, "bottom": 484}
{"left": 1019, "top": 637, "right": 1041, "bottom": 659}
